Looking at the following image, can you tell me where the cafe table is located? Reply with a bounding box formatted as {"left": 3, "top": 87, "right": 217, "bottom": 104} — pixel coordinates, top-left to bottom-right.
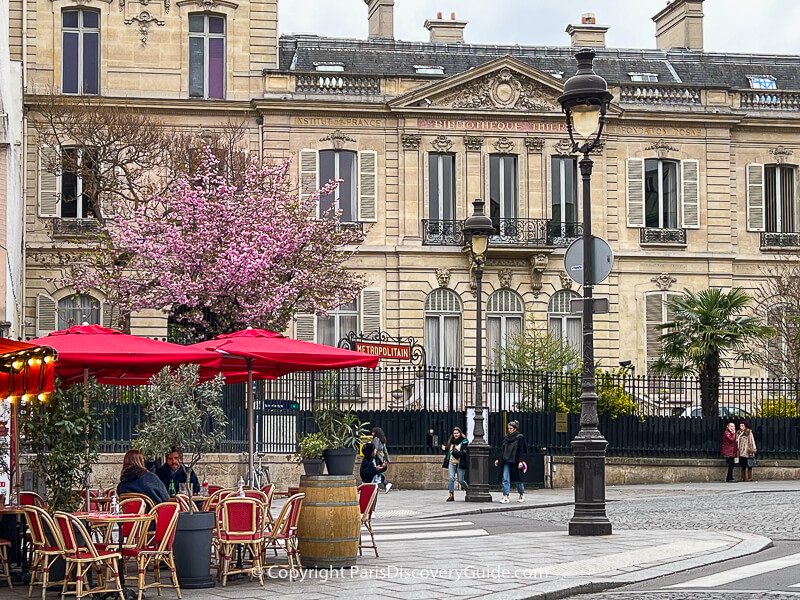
{"left": 0, "top": 504, "right": 29, "bottom": 576}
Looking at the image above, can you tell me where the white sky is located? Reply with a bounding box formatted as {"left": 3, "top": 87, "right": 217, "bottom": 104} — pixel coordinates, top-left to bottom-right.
{"left": 278, "top": 1, "right": 799, "bottom": 54}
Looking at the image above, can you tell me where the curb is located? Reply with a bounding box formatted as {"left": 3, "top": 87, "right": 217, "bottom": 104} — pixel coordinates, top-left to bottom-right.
{"left": 422, "top": 501, "right": 575, "bottom": 519}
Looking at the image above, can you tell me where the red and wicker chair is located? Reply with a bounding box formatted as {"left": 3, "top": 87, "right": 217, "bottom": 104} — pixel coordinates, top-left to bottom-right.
{"left": 201, "top": 488, "right": 233, "bottom": 513}
{"left": 23, "top": 505, "right": 64, "bottom": 598}
{"left": 53, "top": 512, "right": 124, "bottom": 600}
{"left": 207, "top": 485, "right": 222, "bottom": 496}
{"left": 357, "top": 483, "right": 379, "bottom": 558}
{"left": 121, "top": 502, "right": 181, "bottom": 600}
{"left": 118, "top": 493, "right": 155, "bottom": 512}
{"left": 19, "top": 491, "right": 47, "bottom": 508}
{"left": 215, "top": 497, "right": 265, "bottom": 587}
{"left": 96, "top": 497, "right": 148, "bottom": 556}
{"left": 0, "top": 537, "right": 12, "bottom": 589}
{"left": 260, "top": 484, "right": 275, "bottom": 525}
{"left": 172, "top": 494, "right": 192, "bottom": 512}
{"left": 263, "top": 493, "right": 304, "bottom": 581}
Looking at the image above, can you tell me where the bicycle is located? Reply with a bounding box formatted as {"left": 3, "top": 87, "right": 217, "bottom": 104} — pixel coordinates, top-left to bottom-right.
{"left": 243, "top": 451, "right": 272, "bottom": 488}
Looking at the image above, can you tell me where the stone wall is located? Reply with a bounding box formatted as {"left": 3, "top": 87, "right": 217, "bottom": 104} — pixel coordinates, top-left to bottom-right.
{"left": 84, "top": 453, "right": 800, "bottom": 491}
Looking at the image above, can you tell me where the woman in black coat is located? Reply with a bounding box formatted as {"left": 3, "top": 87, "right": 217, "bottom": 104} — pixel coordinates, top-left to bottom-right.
{"left": 117, "top": 449, "right": 170, "bottom": 505}
{"left": 359, "top": 442, "right": 387, "bottom": 484}
{"left": 441, "top": 426, "right": 469, "bottom": 502}
{"left": 493, "top": 420, "right": 527, "bottom": 504}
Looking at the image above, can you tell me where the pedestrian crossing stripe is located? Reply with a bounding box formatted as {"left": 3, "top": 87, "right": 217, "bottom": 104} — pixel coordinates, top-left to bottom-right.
{"left": 371, "top": 520, "right": 472, "bottom": 531}
{"left": 371, "top": 529, "right": 489, "bottom": 542}
{"left": 667, "top": 552, "right": 800, "bottom": 588}
{"left": 363, "top": 518, "right": 487, "bottom": 542}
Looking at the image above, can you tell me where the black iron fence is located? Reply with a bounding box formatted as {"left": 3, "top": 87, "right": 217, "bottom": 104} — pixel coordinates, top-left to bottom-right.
{"left": 93, "top": 367, "right": 800, "bottom": 458}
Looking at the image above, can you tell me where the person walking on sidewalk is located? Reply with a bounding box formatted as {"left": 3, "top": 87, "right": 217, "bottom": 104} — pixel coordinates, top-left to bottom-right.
{"left": 359, "top": 442, "right": 388, "bottom": 485}
{"left": 721, "top": 421, "right": 738, "bottom": 482}
{"left": 494, "top": 420, "right": 527, "bottom": 503}
{"left": 441, "top": 426, "right": 469, "bottom": 502}
{"left": 371, "top": 427, "right": 393, "bottom": 493}
{"left": 737, "top": 421, "right": 757, "bottom": 482}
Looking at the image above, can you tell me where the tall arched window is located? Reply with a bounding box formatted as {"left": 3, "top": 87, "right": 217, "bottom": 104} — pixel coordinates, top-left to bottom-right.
{"left": 548, "top": 290, "right": 581, "bottom": 356}
{"left": 487, "top": 289, "right": 524, "bottom": 366}
{"left": 189, "top": 13, "right": 226, "bottom": 99}
{"left": 424, "top": 289, "right": 462, "bottom": 367}
{"left": 57, "top": 293, "right": 100, "bottom": 329}
{"left": 62, "top": 9, "right": 99, "bottom": 95}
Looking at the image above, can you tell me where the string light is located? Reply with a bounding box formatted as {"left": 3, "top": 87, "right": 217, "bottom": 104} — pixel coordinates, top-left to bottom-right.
{"left": 44, "top": 356, "right": 54, "bottom": 364}
{"left": 12, "top": 360, "right": 23, "bottom": 370}
{"left": 37, "top": 393, "right": 47, "bottom": 401}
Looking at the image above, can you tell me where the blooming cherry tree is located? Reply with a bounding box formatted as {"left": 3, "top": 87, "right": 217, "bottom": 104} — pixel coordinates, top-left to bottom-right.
{"left": 70, "top": 150, "right": 365, "bottom": 337}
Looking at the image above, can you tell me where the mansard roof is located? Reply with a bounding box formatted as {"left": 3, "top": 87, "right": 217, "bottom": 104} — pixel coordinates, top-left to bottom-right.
{"left": 277, "top": 35, "right": 800, "bottom": 90}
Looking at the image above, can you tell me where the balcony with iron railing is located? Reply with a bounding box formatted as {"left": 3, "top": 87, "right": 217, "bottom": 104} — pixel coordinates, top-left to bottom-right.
{"left": 639, "top": 228, "right": 687, "bottom": 246}
{"left": 422, "top": 218, "right": 582, "bottom": 248}
{"left": 760, "top": 231, "right": 800, "bottom": 249}
{"left": 51, "top": 218, "right": 101, "bottom": 237}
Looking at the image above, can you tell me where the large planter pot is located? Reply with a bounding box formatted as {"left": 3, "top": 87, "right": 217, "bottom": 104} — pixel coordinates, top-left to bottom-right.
{"left": 302, "top": 459, "right": 325, "bottom": 476}
{"left": 322, "top": 448, "right": 357, "bottom": 476}
{"left": 297, "top": 475, "right": 360, "bottom": 569}
{"left": 173, "top": 511, "right": 215, "bottom": 589}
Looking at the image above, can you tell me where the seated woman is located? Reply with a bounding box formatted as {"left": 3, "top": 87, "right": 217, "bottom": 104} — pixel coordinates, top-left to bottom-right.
{"left": 117, "top": 449, "right": 170, "bottom": 505}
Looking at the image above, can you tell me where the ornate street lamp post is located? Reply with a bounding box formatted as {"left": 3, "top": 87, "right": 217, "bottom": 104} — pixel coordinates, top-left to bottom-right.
{"left": 463, "top": 198, "right": 494, "bottom": 502}
{"left": 557, "top": 48, "right": 613, "bottom": 536}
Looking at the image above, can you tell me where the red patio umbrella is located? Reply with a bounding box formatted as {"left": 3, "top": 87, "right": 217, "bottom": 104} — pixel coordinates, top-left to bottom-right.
{"left": 190, "top": 328, "right": 380, "bottom": 480}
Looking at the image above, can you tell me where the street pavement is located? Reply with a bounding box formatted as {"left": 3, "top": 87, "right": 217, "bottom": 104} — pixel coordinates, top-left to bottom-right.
{"left": 5, "top": 480, "right": 799, "bottom": 600}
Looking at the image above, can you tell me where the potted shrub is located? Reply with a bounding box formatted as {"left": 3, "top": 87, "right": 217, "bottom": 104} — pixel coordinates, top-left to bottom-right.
{"left": 297, "top": 432, "right": 328, "bottom": 476}
{"left": 313, "top": 398, "right": 369, "bottom": 476}
{"left": 134, "top": 364, "right": 226, "bottom": 590}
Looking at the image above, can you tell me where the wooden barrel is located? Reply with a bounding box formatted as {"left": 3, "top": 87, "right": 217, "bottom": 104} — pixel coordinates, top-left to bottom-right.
{"left": 296, "top": 475, "right": 360, "bottom": 569}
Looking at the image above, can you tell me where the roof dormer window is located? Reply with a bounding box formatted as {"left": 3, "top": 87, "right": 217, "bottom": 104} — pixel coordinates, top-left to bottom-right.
{"left": 314, "top": 63, "right": 345, "bottom": 73}
{"left": 544, "top": 70, "right": 564, "bottom": 80}
{"left": 629, "top": 72, "right": 659, "bottom": 83}
{"left": 414, "top": 65, "right": 445, "bottom": 75}
{"left": 748, "top": 75, "right": 777, "bottom": 89}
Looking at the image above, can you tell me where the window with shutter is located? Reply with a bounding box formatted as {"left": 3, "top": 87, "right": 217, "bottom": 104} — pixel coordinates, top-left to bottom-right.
{"left": 644, "top": 159, "right": 679, "bottom": 229}
{"left": 102, "top": 302, "right": 120, "bottom": 330}
{"left": 626, "top": 158, "right": 645, "bottom": 228}
{"left": 358, "top": 150, "right": 377, "bottom": 222}
{"left": 39, "top": 147, "right": 60, "bottom": 218}
{"left": 764, "top": 164, "right": 797, "bottom": 233}
{"left": 36, "top": 294, "right": 58, "bottom": 337}
{"left": 299, "top": 149, "right": 319, "bottom": 206}
{"left": 359, "top": 288, "right": 382, "bottom": 334}
{"left": 319, "top": 150, "right": 357, "bottom": 221}
{"left": 57, "top": 293, "right": 100, "bottom": 329}
{"left": 294, "top": 313, "right": 317, "bottom": 342}
{"left": 746, "top": 163, "right": 765, "bottom": 232}
{"left": 680, "top": 159, "right": 700, "bottom": 229}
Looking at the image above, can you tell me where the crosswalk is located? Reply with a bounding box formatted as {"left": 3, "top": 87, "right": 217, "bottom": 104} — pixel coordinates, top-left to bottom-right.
{"left": 666, "top": 551, "right": 800, "bottom": 590}
{"left": 367, "top": 516, "right": 488, "bottom": 543}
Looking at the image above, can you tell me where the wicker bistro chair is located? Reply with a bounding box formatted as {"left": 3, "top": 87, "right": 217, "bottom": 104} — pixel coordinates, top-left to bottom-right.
{"left": 215, "top": 497, "right": 265, "bottom": 587}
{"left": 202, "top": 488, "right": 233, "bottom": 513}
{"left": 260, "top": 485, "right": 275, "bottom": 526}
{"left": 118, "top": 493, "right": 156, "bottom": 512}
{"left": 262, "top": 493, "right": 304, "bottom": 581}
{"left": 23, "top": 506, "right": 65, "bottom": 599}
{"left": 53, "top": 512, "right": 125, "bottom": 600}
{"left": 121, "top": 502, "right": 181, "bottom": 600}
{"left": 20, "top": 491, "right": 47, "bottom": 508}
{"left": 172, "top": 494, "right": 192, "bottom": 512}
{"left": 96, "top": 498, "right": 148, "bottom": 555}
{"left": 0, "top": 537, "right": 12, "bottom": 589}
{"left": 357, "top": 483, "right": 379, "bottom": 558}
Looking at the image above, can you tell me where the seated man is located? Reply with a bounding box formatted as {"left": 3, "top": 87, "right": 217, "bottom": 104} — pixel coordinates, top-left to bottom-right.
{"left": 155, "top": 447, "right": 200, "bottom": 496}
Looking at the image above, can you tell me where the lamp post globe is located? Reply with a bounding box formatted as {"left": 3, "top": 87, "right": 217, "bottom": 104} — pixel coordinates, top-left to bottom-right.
{"left": 463, "top": 198, "right": 493, "bottom": 503}
{"left": 559, "top": 48, "right": 613, "bottom": 536}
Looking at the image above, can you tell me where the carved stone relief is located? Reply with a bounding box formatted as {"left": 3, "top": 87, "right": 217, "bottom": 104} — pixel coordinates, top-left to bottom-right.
{"left": 559, "top": 271, "right": 573, "bottom": 290}
{"left": 435, "top": 68, "right": 560, "bottom": 112}
{"left": 124, "top": 9, "right": 165, "bottom": 46}
{"left": 524, "top": 137, "right": 544, "bottom": 153}
{"left": 554, "top": 137, "right": 604, "bottom": 156}
{"left": 645, "top": 139, "right": 679, "bottom": 159}
{"left": 498, "top": 269, "right": 513, "bottom": 289}
{"left": 435, "top": 268, "right": 451, "bottom": 288}
{"left": 493, "top": 137, "right": 515, "bottom": 153}
{"left": 319, "top": 129, "right": 356, "bottom": 150}
{"left": 430, "top": 135, "right": 453, "bottom": 152}
{"left": 530, "top": 253, "right": 548, "bottom": 298}
{"left": 463, "top": 136, "right": 484, "bottom": 151}
{"left": 770, "top": 146, "right": 793, "bottom": 164}
{"left": 401, "top": 134, "right": 421, "bottom": 150}
{"left": 651, "top": 273, "right": 677, "bottom": 291}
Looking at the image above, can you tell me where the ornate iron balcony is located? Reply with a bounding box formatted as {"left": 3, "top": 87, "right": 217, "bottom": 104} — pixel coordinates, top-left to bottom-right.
{"left": 52, "top": 218, "right": 100, "bottom": 237}
{"left": 336, "top": 220, "right": 366, "bottom": 242}
{"left": 760, "top": 231, "right": 800, "bottom": 249}
{"left": 639, "top": 228, "right": 687, "bottom": 245}
{"left": 422, "top": 219, "right": 581, "bottom": 248}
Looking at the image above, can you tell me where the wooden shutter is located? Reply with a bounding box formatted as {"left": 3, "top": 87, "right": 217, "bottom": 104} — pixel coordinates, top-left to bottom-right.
{"left": 294, "top": 313, "right": 317, "bottom": 342}
{"left": 102, "top": 302, "right": 120, "bottom": 330}
{"left": 746, "top": 163, "right": 766, "bottom": 232}
{"left": 680, "top": 159, "right": 700, "bottom": 229}
{"left": 359, "top": 288, "right": 382, "bottom": 334}
{"left": 299, "top": 149, "right": 318, "bottom": 207}
{"left": 36, "top": 294, "right": 57, "bottom": 337}
{"left": 38, "top": 147, "right": 60, "bottom": 218}
{"left": 644, "top": 292, "right": 665, "bottom": 369}
{"left": 357, "top": 150, "right": 377, "bottom": 222}
{"left": 626, "top": 158, "right": 645, "bottom": 228}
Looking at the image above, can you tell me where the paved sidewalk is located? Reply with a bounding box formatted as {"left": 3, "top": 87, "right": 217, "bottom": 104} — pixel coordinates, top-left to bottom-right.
{"left": 8, "top": 482, "right": 795, "bottom": 600}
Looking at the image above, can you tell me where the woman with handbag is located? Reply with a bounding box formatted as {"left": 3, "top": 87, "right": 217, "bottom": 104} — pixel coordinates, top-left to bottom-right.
{"left": 721, "top": 422, "right": 738, "bottom": 483}
{"left": 737, "top": 421, "right": 757, "bottom": 482}
{"left": 441, "top": 426, "right": 469, "bottom": 502}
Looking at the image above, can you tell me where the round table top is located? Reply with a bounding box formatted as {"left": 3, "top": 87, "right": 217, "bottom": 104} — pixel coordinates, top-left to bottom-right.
{"left": 76, "top": 512, "right": 153, "bottom": 523}
{"left": 0, "top": 505, "right": 26, "bottom": 515}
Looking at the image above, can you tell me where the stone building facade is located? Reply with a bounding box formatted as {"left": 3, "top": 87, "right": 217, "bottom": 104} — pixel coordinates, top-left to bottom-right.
{"left": 12, "top": 0, "right": 800, "bottom": 377}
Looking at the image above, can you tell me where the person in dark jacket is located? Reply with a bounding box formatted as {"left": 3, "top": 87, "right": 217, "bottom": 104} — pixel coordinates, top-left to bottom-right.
{"left": 494, "top": 420, "right": 527, "bottom": 503}
{"left": 359, "top": 442, "right": 387, "bottom": 484}
{"left": 721, "top": 422, "right": 738, "bottom": 482}
{"left": 441, "top": 426, "right": 469, "bottom": 502}
{"left": 118, "top": 449, "right": 170, "bottom": 505}
{"left": 155, "top": 447, "right": 200, "bottom": 495}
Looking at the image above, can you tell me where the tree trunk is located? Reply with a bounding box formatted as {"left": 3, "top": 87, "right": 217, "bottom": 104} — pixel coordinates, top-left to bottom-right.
{"left": 700, "top": 354, "right": 720, "bottom": 417}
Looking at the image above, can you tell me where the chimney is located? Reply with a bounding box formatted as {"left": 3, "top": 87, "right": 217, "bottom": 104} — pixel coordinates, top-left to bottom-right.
{"left": 424, "top": 11, "right": 468, "bottom": 44}
{"left": 565, "top": 13, "right": 609, "bottom": 48}
{"left": 652, "top": 0, "right": 704, "bottom": 50}
{"left": 364, "top": 0, "right": 394, "bottom": 40}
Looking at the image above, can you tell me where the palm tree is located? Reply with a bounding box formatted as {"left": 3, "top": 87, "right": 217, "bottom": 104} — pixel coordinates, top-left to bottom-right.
{"left": 651, "top": 288, "right": 774, "bottom": 417}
